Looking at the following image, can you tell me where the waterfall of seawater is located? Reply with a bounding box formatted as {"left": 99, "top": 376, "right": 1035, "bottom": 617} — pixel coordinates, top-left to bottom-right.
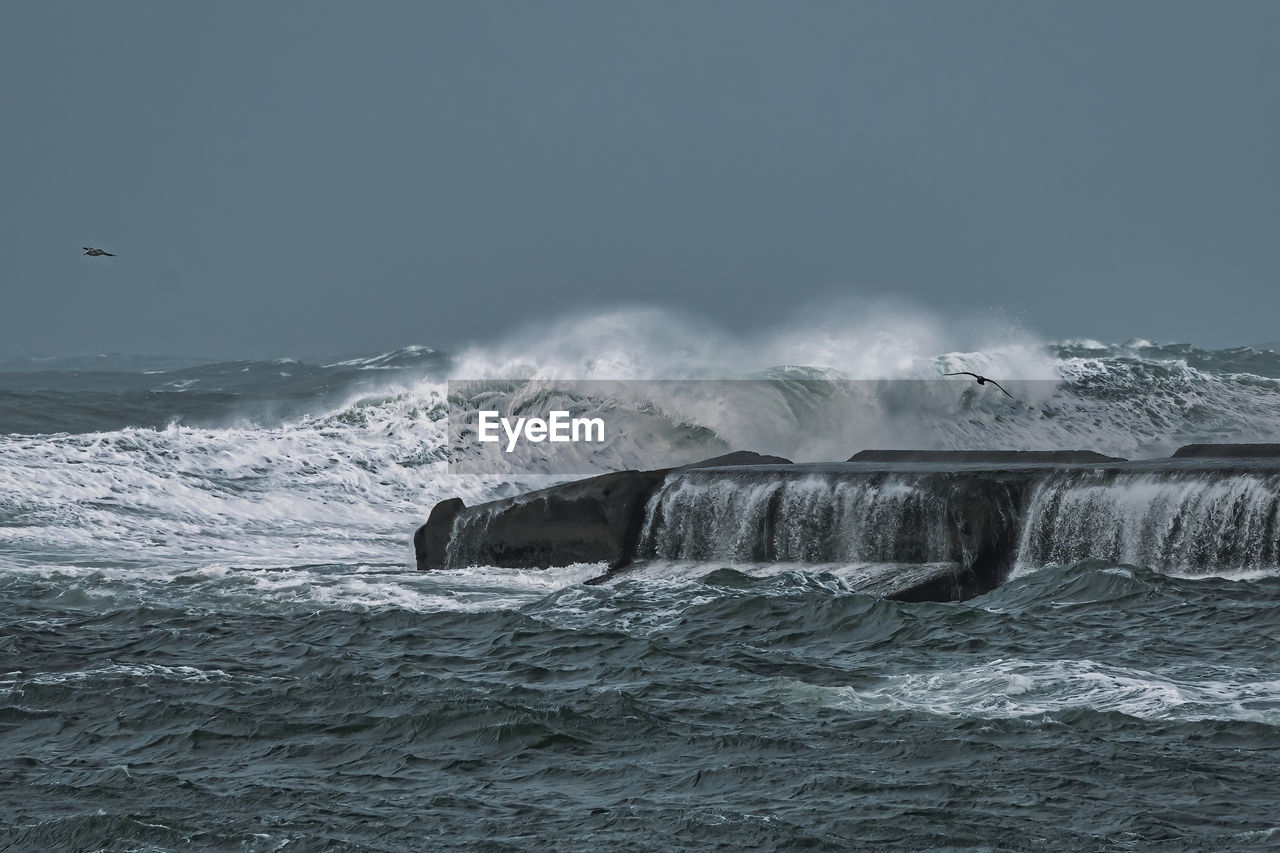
{"left": 1017, "top": 471, "right": 1280, "bottom": 574}
{"left": 637, "top": 474, "right": 955, "bottom": 563}
{"left": 638, "top": 468, "right": 1280, "bottom": 578}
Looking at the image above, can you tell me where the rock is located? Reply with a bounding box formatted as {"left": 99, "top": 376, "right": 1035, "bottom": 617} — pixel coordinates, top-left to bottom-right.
{"left": 848, "top": 449, "right": 1124, "bottom": 464}
{"left": 1171, "top": 443, "right": 1280, "bottom": 458}
{"left": 675, "top": 450, "right": 793, "bottom": 469}
{"left": 412, "top": 497, "right": 465, "bottom": 573}
{"left": 430, "top": 470, "right": 667, "bottom": 571}
{"left": 897, "top": 474, "right": 1025, "bottom": 601}
{"left": 414, "top": 452, "right": 793, "bottom": 571}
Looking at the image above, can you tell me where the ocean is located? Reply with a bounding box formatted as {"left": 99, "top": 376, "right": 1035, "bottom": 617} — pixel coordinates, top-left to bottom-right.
{"left": 2, "top": 326, "right": 1278, "bottom": 851}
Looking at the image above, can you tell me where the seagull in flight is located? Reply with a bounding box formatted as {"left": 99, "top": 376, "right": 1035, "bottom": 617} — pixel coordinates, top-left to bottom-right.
{"left": 943, "top": 371, "right": 1014, "bottom": 398}
{"left": 82, "top": 247, "right": 115, "bottom": 257}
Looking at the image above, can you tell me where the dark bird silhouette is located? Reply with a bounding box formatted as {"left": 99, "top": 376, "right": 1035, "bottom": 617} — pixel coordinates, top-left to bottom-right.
{"left": 943, "top": 371, "right": 1014, "bottom": 398}
{"left": 82, "top": 247, "right": 115, "bottom": 257}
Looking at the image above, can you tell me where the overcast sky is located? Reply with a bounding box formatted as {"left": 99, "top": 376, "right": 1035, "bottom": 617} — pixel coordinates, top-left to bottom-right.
{"left": 2, "top": 1, "right": 1276, "bottom": 358}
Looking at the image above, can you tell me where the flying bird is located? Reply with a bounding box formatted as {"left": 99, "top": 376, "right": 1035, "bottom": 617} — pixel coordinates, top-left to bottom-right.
{"left": 82, "top": 247, "right": 115, "bottom": 257}
{"left": 943, "top": 371, "right": 1014, "bottom": 398}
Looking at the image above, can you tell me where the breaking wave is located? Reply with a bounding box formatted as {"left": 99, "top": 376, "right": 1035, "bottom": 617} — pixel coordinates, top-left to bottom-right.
{"left": 2, "top": 305, "right": 1280, "bottom": 576}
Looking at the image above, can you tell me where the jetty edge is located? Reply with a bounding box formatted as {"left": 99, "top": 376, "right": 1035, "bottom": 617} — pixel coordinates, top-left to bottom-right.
{"left": 414, "top": 444, "right": 1280, "bottom": 602}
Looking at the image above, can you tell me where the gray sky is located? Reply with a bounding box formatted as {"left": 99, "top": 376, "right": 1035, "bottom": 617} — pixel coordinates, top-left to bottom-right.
{"left": 2, "top": 1, "right": 1276, "bottom": 358}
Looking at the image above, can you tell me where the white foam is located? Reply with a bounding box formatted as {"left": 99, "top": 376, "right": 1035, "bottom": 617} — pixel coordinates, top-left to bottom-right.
{"left": 449, "top": 300, "right": 1053, "bottom": 382}
{"left": 0, "top": 560, "right": 603, "bottom": 616}
{"left": 3, "top": 663, "right": 235, "bottom": 687}
{"left": 0, "top": 388, "right": 519, "bottom": 573}
{"left": 775, "top": 658, "right": 1280, "bottom": 724}
{"left": 239, "top": 562, "right": 604, "bottom": 613}
{"left": 525, "top": 575, "right": 723, "bottom": 636}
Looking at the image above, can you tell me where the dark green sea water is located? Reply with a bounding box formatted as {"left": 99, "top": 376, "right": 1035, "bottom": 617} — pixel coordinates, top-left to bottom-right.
{"left": 2, "top": 563, "right": 1277, "bottom": 851}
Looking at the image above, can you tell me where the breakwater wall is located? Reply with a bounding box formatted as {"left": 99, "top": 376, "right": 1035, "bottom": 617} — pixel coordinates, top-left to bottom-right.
{"left": 414, "top": 446, "right": 1280, "bottom": 601}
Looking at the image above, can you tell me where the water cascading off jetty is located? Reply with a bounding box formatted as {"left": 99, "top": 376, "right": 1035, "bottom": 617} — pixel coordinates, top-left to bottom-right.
{"left": 414, "top": 445, "right": 1280, "bottom": 601}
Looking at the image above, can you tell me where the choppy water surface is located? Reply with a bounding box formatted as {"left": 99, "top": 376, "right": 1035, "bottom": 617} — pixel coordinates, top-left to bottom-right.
{"left": 3, "top": 332, "right": 1280, "bottom": 850}
{"left": 3, "top": 563, "right": 1277, "bottom": 850}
